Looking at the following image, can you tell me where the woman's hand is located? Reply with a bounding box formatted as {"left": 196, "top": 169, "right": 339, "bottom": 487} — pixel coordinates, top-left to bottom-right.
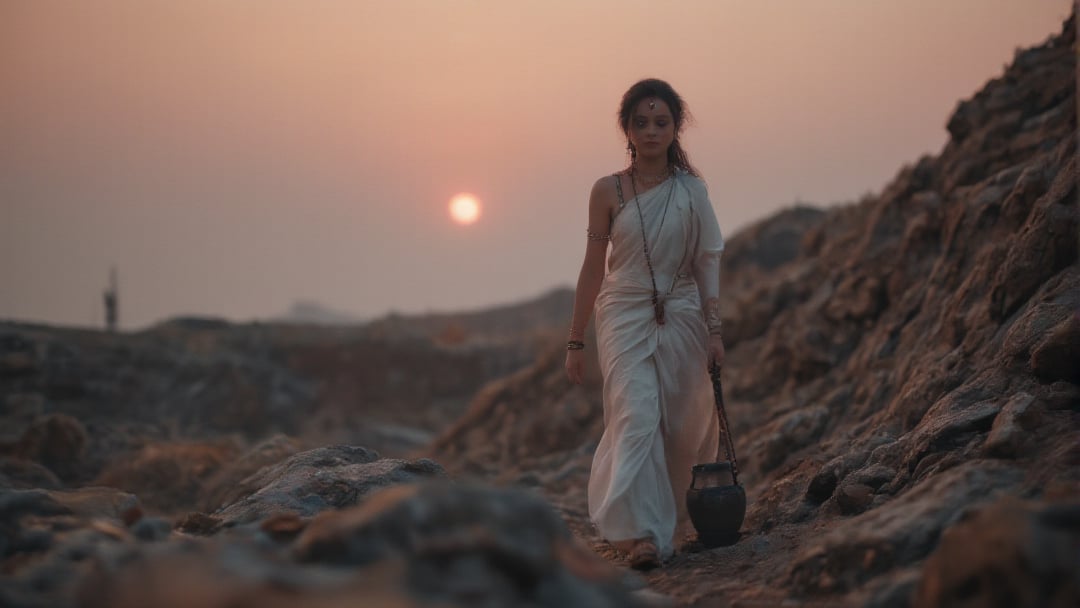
{"left": 565, "top": 350, "right": 586, "bottom": 385}
{"left": 707, "top": 335, "right": 726, "bottom": 369}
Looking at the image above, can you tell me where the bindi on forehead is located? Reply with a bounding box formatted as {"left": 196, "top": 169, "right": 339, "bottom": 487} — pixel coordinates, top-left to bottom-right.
{"left": 634, "top": 98, "right": 671, "bottom": 117}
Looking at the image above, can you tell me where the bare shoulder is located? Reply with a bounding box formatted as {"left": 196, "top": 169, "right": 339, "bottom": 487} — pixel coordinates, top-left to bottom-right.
{"left": 590, "top": 173, "right": 619, "bottom": 197}
{"left": 588, "top": 174, "right": 620, "bottom": 211}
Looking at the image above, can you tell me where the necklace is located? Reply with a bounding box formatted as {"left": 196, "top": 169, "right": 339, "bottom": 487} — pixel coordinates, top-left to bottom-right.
{"left": 630, "top": 172, "right": 677, "bottom": 326}
{"left": 631, "top": 165, "right": 672, "bottom": 189}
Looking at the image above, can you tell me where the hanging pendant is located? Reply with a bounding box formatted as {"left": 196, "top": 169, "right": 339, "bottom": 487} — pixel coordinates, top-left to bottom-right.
{"left": 653, "top": 296, "right": 666, "bottom": 326}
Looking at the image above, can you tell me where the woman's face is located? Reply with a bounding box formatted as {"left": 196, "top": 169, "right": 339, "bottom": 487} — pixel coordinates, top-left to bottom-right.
{"left": 627, "top": 97, "right": 675, "bottom": 161}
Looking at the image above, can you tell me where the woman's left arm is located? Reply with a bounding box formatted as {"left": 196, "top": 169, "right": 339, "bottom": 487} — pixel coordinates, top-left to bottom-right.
{"left": 688, "top": 178, "right": 726, "bottom": 368}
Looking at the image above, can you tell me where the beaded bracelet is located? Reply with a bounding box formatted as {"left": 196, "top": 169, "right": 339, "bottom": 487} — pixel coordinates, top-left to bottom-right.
{"left": 705, "top": 306, "right": 723, "bottom": 336}
{"left": 566, "top": 340, "right": 585, "bottom": 351}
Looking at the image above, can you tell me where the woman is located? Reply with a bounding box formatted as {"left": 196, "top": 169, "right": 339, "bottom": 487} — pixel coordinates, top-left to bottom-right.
{"left": 565, "top": 78, "right": 725, "bottom": 569}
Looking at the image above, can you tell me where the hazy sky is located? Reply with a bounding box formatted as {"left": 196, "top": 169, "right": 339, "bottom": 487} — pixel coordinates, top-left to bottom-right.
{"left": 1, "top": 1, "right": 1071, "bottom": 329}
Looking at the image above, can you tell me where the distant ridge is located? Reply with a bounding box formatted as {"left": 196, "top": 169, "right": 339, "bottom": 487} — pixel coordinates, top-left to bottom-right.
{"left": 275, "top": 300, "right": 365, "bottom": 325}
{"left": 263, "top": 287, "right": 574, "bottom": 342}
{"left": 361, "top": 287, "right": 574, "bottom": 341}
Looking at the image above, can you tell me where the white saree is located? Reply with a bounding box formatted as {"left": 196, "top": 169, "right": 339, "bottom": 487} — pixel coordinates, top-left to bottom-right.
{"left": 588, "top": 170, "right": 724, "bottom": 558}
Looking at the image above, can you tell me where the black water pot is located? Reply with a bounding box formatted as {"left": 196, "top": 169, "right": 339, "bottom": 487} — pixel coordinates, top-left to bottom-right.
{"left": 686, "top": 461, "right": 746, "bottom": 547}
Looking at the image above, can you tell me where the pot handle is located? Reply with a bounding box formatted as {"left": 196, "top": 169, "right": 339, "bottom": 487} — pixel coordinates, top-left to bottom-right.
{"left": 710, "top": 363, "right": 740, "bottom": 485}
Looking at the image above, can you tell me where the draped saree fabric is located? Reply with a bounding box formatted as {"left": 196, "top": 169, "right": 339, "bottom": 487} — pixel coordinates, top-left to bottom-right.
{"left": 588, "top": 170, "right": 724, "bottom": 558}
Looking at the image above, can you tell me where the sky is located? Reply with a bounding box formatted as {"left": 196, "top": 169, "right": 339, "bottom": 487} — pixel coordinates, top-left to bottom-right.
{"left": 1, "top": 0, "right": 1072, "bottom": 329}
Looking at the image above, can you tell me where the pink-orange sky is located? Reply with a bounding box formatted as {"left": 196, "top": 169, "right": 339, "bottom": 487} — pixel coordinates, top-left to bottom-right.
{"left": 1, "top": 1, "right": 1072, "bottom": 329}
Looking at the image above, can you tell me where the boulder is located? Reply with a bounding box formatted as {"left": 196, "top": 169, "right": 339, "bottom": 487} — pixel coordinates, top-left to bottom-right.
{"left": 294, "top": 481, "right": 646, "bottom": 607}
{"left": 836, "top": 483, "right": 874, "bottom": 515}
{"left": 915, "top": 497, "right": 1080, "bottom": 607}
{"left": 212, "top": 446, "right": 445, "bottom": 527}
{"left": 984, "top": 393, "right": 1041, "bottom": 458}
{"left": 198, "top": 434, "right": 302, "bottom": 512}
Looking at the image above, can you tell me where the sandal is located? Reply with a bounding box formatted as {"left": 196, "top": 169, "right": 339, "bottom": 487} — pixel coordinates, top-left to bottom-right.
{"left": 629, "top": 540, "right": 660, "bottom": 570}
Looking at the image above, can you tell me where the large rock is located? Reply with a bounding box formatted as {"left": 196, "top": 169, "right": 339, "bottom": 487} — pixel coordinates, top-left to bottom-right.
{"left": 787, "top": 461, "right": 1025, "bottom": 595}
{"left": 294, "top": 481, "right": 648, "bottom": 607}
{"left": 915, "top": 497, "right": 1080, "bottom": 607}
{"left": 0, "top": 485, "right": 138, "bottom": 593}
{"left": 212, "top": 445, "right": 445, "bottom": 527}
{"left": 198, "top": 434, "right": 302, "bottom": 512}
{"left": 983, "top": 392, "right": 1041, "bottom": 458}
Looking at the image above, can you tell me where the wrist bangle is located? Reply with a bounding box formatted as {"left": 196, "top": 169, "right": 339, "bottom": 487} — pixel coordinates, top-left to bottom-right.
{"left": 566, "top": 340, "right": 585, "bottom": 351}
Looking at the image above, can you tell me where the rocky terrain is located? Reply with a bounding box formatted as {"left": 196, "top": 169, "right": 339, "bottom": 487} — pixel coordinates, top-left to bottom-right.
{"left": 1, "top": 14, "right": 1077, "bottom": 608}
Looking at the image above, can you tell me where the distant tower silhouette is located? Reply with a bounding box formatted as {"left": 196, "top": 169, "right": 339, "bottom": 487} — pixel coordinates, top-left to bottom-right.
{"left": 103, "top": 267, "right": 119, "bottom": 332}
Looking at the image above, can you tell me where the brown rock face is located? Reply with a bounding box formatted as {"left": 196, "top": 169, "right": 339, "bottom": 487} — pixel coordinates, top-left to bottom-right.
{"left": 915, "top": 497, "right": 1080, "bottom": 608}
{"left": 983, "top": 392, "right": 1040, "bottom": 458}
{"left": 787, "top": 461, "right": 1026, "bottom": 595}
{"left": 835, "top": 483, "right": 874, "bottom": 515}
{"left": 1030, "top": 310, "right": 1080, "bottom": 383}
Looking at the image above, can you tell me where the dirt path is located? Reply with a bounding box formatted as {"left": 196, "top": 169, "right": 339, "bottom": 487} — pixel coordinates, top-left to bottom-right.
{"left": 545, "top": 483, "right": 831, "bottom": 607}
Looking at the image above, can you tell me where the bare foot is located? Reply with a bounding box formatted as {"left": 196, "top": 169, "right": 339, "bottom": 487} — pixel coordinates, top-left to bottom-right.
{"left": 629, "top": 540, "right": 660, "bottom": 570}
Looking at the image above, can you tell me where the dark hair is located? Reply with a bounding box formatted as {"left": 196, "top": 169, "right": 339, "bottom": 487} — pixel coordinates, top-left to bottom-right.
{"left": 618, "top": 78, "right": 698, "bottom": 176}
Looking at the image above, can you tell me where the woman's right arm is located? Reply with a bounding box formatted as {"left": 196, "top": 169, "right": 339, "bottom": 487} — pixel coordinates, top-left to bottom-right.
{"left": 566, "top": 177, "right": 614, "bottom": 385}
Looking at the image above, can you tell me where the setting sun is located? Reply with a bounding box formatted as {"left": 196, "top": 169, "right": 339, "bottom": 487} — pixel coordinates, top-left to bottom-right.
{"left": 449, "top": 193, "right": 481, "bottom": 225}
